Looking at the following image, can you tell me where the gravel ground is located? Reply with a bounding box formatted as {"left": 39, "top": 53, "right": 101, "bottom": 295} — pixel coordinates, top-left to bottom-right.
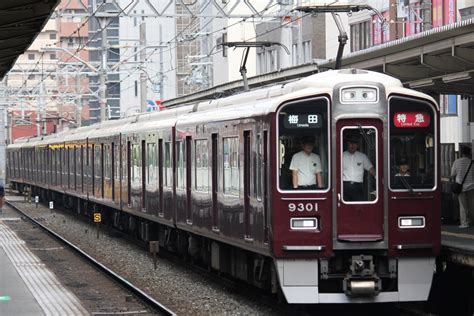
{"left": 7, "top": 197, "right": 280, "bottom": 315}
{"left": 2, "top": 202, "right": 154, "bottom": 315}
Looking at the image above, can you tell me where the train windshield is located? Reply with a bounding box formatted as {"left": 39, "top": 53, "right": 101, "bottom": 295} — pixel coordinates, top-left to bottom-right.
{"left": 277, "top": 98, "right": 329, "bottom": 191}
{"left": 389, "top": 97, "right": 436, "bottom": 190}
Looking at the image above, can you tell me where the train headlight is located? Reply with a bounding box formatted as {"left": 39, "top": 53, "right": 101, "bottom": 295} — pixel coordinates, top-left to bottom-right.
{"left": 341, "top": 87, "right": 378, "bottom": 103}
{"left": 291, "top": 217, "right": 318, "bottom": 230}
{"left": 398, "top": 216, "right": 425, "bottom": 229}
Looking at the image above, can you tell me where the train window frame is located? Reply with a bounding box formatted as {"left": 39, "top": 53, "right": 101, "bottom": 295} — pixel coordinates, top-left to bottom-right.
{"left": 164, "top": 141, "right": 172, "bottom": 187}
{"left": 223, "top": 136, "right": 240, "bottom": 197}
{"left": 176, "top": 140, "right": 185, "bottom": 189}
{"left": 340, "top": 126, "right": 379, "bottom": 205}
{"left": 194, "top": 138, "right": 209, "bottom": 192}
{"left": 146, "top": 142, "right": 157, "bottom": 185}
{"left": 255, "top": 133, "right": 263, "bottom": 201}
{"left": 276, "top": 96, "right": 331, "bottom": 193}
{"left": 388, "top": 96, "right": 438, "bottom": 192}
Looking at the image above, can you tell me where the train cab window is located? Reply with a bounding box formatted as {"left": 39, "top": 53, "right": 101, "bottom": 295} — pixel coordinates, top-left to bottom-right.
{"left": 341, "top": 127, "right": 378, "bottom": 203}
{"left": 277, "top": 98, "right": 329, "bottom": 191}
{"left": 223, "top": 137, "right": 239, "bottom": 196}
{"left": 389, "top": 97, "right": 436, "bottom": 190}
{"left": 195, "top": 139, "right": 209, "bottom": 192}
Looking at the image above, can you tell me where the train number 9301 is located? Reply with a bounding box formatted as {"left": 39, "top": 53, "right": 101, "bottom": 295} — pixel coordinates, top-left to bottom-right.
{"left": 288, "top": 202, "right": 318, "bottom": 212}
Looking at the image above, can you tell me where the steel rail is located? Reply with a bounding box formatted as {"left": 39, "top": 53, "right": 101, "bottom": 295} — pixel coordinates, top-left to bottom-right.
{"left": 5, "top": 200, "right": 176, "bottom": 316}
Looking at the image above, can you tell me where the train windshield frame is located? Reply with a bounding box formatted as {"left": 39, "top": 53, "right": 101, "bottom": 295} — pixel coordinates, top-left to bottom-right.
{"left": 388, "top": 96, "right": 437, "bottom": 191}
{"left": 277, "top": 97, "right": 330, "bottom": 193}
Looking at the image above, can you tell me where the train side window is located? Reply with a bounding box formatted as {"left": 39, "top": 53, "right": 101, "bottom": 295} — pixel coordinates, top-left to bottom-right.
{"left": 277, "top": 98, "right": 329, "bottom": 191}
{"left": 223, "top": 137, "right": 239, "bottom": 196}
{"left": 164, "top": 142, "right": 172, "bottom": 187}
{"left": 195, "top": 139, "right": 209, "bottom": 192}
{"left": 176, "top": 141, "right": 185, "bottom": 189}
{"left": 132, "top": 143, "right": 141, "bottom": 188}
{"left": 147, "top": 142, "right": 157, "bottom": 185}
{"left": 389, "top": 97, "right": 436, "bottom": 190}
{"left": 255, "top": 134, "right": 263, "bottom": 201}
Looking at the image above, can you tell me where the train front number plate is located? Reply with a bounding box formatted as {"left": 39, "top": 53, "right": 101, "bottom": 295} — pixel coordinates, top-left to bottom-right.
{"left": 288, "top": 202, "right": 318, "bottom": 212}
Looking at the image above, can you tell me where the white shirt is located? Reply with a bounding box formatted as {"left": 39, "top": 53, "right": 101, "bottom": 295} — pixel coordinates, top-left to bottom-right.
{"left": 451, "top": 157, "right": 474, "bottom": 192}
{"left": 289, "top": 151, "right": 322, "bottom": 186}
{"left": 343, "top": 151, "right": 373, "bottom": 183}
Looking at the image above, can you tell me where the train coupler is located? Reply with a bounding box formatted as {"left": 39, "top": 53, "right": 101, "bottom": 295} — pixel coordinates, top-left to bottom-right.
{"left": 343, "top": 255, "right": 381, "bottom": 297}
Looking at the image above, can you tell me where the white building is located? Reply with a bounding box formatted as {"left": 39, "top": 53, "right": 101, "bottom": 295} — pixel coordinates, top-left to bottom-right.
{"left": 118, "top": 1, "right": 177, "bottom": 117}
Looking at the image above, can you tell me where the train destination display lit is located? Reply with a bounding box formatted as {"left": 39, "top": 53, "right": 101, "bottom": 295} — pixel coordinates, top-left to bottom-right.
{"left": 283, "top": 114, "right": 322, "bottom": 129}
{"left": 393, "top": 112, "right": 430, "bottom": 128}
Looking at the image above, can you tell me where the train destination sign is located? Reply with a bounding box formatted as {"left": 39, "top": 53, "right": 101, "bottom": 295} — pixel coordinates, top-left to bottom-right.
{"left": 284, "top": 114, "right": 322, "bottom": 129}
{"left": 393, "top": 112, "right": 430, "bottom": 128}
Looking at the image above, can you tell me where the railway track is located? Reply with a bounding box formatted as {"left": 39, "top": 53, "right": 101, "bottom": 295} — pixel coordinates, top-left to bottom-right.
{"left": 5, "top": 200, "right": 176, "bottom": 316}
{"left": 6, "top": 196, "right": 436, "bottom": 315}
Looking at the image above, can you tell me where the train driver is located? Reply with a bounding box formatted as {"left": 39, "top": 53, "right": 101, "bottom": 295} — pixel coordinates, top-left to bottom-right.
{"left": 395, "top": 157, "right": 411, "bottom": 177}
{"left": 342, "top": 134, "right": 375, "bottom": 201}
{"left": 289, "top": 136, "right": 324, "bottom": 190}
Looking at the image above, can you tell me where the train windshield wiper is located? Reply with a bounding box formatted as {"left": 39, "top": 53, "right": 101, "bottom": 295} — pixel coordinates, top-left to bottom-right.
{"left": 357, "top": 124, "right": 374, "bottom": 150}
{"left": 392, "top": 166, "right": 415, "bottom": 195}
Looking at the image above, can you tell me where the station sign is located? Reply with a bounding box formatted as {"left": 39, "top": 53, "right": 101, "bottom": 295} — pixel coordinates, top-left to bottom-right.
{"left": 393, "top": 112, "right": 430, "bottom": 128}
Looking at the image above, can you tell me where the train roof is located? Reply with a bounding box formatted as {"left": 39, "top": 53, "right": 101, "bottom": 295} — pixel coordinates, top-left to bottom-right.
{"left": 7, "top": 69, "right": 438, "bottom": 148}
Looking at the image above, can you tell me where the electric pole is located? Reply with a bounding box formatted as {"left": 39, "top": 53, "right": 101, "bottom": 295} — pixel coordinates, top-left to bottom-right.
{"left": 99, "top": 17, "right": 108, "bottom": 122}
{"left": 140, "top": 22, "right": 147, "bottom": 113}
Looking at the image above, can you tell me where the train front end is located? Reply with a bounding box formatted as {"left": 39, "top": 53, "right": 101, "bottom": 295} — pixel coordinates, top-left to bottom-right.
{"left": 271, "top": 70, "right": 440, "bottom": 304}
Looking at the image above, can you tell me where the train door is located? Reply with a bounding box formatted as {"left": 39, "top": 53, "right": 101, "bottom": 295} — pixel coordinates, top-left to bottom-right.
{"left": 336, "top": 119, "right": 384, "bottom": 242}
{"left": 141, "top": 140, "right": 146, "bottom": 210}
{"left": 158, "top": 139, "right": 164, "bottom": 217}
{"left": 244, "top": 131, "right": 251, "bottom": 240}
{"left": 263, "top": 130, "right": 269, "bottom": 243}
{"left": 211, "top": 134, "right": 218, "bottom": 231}
{"left": 185, "top": 136, "right": 192, "bottom": 224}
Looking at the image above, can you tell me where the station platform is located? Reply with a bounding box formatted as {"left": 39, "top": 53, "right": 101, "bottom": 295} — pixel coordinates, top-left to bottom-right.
{"left": 441, "top": 225, "right": 474, "bottom": 267}
{"left": 0, "top": 206, "right": 88, "bottom": 315}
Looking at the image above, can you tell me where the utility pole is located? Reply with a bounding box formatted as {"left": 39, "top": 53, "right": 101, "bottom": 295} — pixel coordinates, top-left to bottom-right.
{"left": 75, "top": 73, "right": 82, "bottom": 127}
{"left": 297, "top": 0, "right": 304, "bottom": 65}
{"left": 99, "top": 17, "right": 108, "bottom": 122}
{"left": 140, "top": 22, "right": 147, "bottom": 113}
{"left": 39, "top": 81, "right": 46, "bottom": 135}
{"left": 159, "top": 24, "right": 164, "bottom": 102}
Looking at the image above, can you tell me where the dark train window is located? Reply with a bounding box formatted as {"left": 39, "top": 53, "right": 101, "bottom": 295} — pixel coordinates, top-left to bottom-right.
{"left": 389, "top": 97, "right": 436, "bottom": 190}
{"left": 176, "top": 141, "right": 185, "bottom": 189}
{"left": 255, "top": 134, "right": 263, "bottom": 201}
{"left": 164, "top": 142, "right": 172, "bottom": 187}
{"left": 195, "top": 139, "right": 209, "bottom": 192}
{"left": 277, "top": 97, "right": 329, "bottom": 191}
{"left": 104, "top": 144, "right": 112, "bottom": 179}
{"left": 131, "top": 143, "right": 141, "bottom": 187}
{"left": 223, "top": 137, "right": 239, "bottom": 196}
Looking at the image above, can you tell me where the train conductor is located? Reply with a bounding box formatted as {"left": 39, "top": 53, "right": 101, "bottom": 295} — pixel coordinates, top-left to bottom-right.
{"left": 343, "top": 134, "right": 375, "bottom": 201}
{"left": 290, "top": 136, "right": 324, "bottom": 190}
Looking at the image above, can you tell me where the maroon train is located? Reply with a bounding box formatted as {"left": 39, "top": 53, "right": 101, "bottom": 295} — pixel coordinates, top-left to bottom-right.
{"left": 7, "top": 69, "right": 440, "bottom": 303}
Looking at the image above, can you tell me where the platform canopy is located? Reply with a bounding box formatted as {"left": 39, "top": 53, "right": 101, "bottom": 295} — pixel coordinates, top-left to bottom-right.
{"left": 0, "top": 0, "right": 60, "bottom": 80}
{"left": 319, "top": 18, "right": 474, "bottom": 96}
